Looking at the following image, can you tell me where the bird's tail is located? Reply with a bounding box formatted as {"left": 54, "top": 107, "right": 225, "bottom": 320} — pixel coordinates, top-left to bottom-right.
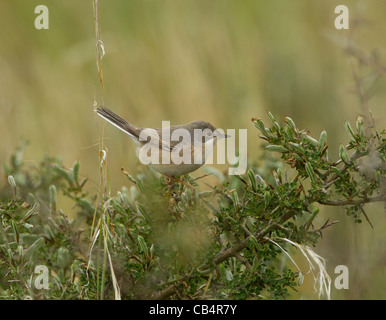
{"left": 95, "top": 106, "right": 140, "bottom": 139}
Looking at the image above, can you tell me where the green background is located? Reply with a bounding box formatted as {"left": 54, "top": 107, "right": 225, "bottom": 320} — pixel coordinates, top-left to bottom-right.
{"left": 0, "top": 0, "right": 385, "bottom": 299}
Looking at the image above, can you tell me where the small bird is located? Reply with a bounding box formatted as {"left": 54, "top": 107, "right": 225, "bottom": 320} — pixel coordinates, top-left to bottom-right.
{"left": 95, "top": 106, "right": 228, "bottom": 177}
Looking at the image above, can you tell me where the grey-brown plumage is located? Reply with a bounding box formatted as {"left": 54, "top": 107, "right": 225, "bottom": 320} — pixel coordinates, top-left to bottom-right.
{"left": 96, "top": 106, "right": 142, "bottom": 140}
{"left": 95, "top": 106, "right": 227, "bottom": 176}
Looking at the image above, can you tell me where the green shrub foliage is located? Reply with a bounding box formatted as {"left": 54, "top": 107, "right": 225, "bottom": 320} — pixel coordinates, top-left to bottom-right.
{"left": 0, "top": 114, "right": 385, "bottom": 299}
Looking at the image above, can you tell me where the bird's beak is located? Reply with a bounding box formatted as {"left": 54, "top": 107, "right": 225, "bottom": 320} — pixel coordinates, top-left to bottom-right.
{"left": 214, "top": 132, "right": 231, "bottom": 139}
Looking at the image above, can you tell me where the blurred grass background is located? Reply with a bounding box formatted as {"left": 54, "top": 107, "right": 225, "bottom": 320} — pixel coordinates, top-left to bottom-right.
{"left": 0, "top": 0, "right": 385, "bottom": 299}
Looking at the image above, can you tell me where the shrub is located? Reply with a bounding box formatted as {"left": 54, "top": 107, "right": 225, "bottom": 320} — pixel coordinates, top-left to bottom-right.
{"left": 0, "top": 113, "right": 384, "bottom": 300}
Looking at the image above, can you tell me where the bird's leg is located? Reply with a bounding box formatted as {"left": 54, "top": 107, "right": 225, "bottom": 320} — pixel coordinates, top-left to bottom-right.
{"left": 161, "top": 174, "right": 195, "bottom": 192}
{"left": 161, "top": 174, "right": 175, "bottom": 189}
{"left": 172, "top": 176, "right": 195, "bottom": 191}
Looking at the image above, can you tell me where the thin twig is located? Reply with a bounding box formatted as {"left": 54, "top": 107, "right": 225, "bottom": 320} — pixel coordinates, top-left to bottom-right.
{"left": 318, "top": 195, "right": 385, "bottom": 207}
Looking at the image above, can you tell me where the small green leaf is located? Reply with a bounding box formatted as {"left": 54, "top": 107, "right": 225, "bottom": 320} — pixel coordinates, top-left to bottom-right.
{"left": 253, "top": 118, "right": 274, "bottom": 139}
{"left": 249, "top": 235, "right": 259, "bottom": 250}
{"left": 264, "top": 191, "right": 271, "bottom": 209}
{"left": 305, "top": 163, "right": 316, "bottom": 185}
{"left": 10, "top": 220, "right": 19, "bottom": 245}
{"left": 318, "top": 131, "right": 327, "bottom": 152}
{"left": 137, "top": 235, "right": 148, "bottom": 255}
{"left": 198, "top": 190, "right": 213, "bottom": 198}
{"left": 7, "top": 175, "right": 17, "bottom": 197}
{"left": 18, "top": 245, "right": 23, "bottom": 259}
{"left": 265, "top": 145, "right": 289, "bottom": 153}
{"left": 289, "top": 142, "right": 305, "bottom": 155}
{"left": 305, "top": 207, "right": 319, "bottom": 230}
{"left": 339, "top": 145, "right": 350, "bottom": 165}
{"left": 44, "top": 225, "right": 55, "bottom": 241}
{"left": 284, "top": 117, "right": 298, "bottom": 135}
{"left": 298, "top": 272, "right": 304, "bottom": 286}
{"left": 231, "top": 190, "right": 239, "bottom": 212}
{"left": 267, "top": 112, "right": 276, "bottom": 123}
{"left": 285, "top": 125, "right": 294, "bottom": 141}
{"left": 331, "top": 167, "right": 345, "bottom": 180}
{"left": 344, "top": 121, "right": 357, "bottom": 142}
{"left": 22, "top": 202, "right": 40, "bottom": 222}
{"left": 225, "top": 268, "right": 233, "bottom": 281}
{"left": 49, "top": 185, "right": 57, "bottom": 212}
{"left": 137, "top": 204, "right": 151, "bottom": 222}
{"left": 122, "top": 170, "right": 137, "bottom": 184}
{"left": 248, "top": 169, "right": 258, "bottom": 192}
{"left": 53, "top": 167, "right": 74, "bottom": 186}
{"left": 255, "top": 174, "right": 266, "bottom": 186}
{"left": 251, "top": 256, "right": 259, "bottom": 273}
{"left": 150, "top": 244, "right": 155, "bottom": 259}
{"left": 267, "top": 113, "right": 281, "bottom": 133}
{"left": 252, "top": 118, "right": 266, "bottom": 132}
{"left": 356, "top": 116, "right": 364, "bottom": 138}
{"left": 304, "top": 134, "right": 319, "bottom": 146}
{"left": 292, "top": 153, "right": 304, "bottom": 163}
{"left": 73, "top": 161, "right": 80, "bottom": 185}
